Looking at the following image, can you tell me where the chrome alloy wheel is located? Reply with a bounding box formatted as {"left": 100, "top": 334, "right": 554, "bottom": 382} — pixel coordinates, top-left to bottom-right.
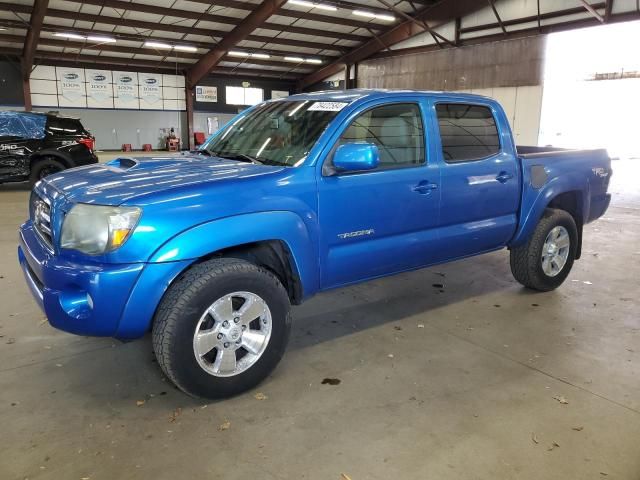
{"left": 541, "top": 226, "right": 571, "bottom": 277}
{"left": 193, "top": 291, "right": 272, "bottom": 377}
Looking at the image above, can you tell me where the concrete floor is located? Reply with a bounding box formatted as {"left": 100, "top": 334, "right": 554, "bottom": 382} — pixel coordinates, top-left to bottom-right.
{"left": 0, "top": 158, "right": 638, "bottom": 480}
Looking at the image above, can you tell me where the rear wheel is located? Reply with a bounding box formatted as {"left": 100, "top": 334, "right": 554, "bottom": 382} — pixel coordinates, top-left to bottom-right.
{"left": 152, "top": 258, "right": 291, "bottom": 399}
{"left": 510, "top": 208, "right": 578, "bottom": 291}
{"left": 29, "top": 158, "right": 66, "bottom": 184}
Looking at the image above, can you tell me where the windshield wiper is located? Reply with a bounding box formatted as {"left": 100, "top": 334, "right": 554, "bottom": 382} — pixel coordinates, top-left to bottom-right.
{"left": 215, "top": 153, "right": 265, "bottom": 165}
{"left": 191, "top": 149, "right": 211, "bottom": 156}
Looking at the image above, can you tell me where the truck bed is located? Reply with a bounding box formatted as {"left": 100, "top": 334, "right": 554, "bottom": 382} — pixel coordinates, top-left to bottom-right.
{"left": 516, "top": 145, "right": 608, "bottom": 159}
{"left": 516, "top": 145, "right": 612, "bottom": 226}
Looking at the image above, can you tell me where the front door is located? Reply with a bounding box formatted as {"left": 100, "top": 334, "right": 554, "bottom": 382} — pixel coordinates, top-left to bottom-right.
{"left": 317, "top": 100, "right": 441, "bottom": 289}
{"left": 0, "top": 136, "right": 30, "bottom": 179}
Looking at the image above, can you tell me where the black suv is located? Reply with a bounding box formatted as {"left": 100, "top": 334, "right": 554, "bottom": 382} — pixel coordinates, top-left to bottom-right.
{"left": 0, "top": 111, "right": 98, "bottom": 184}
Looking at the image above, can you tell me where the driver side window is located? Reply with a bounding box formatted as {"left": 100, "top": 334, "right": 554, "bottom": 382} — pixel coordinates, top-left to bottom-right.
{"left": 338, "top": 103, "right": 425, "bottom": 169}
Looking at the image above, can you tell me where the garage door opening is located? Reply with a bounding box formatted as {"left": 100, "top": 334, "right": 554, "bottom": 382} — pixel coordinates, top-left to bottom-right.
{"left": 539, "top": 20, "right": 640, "bottom": 159}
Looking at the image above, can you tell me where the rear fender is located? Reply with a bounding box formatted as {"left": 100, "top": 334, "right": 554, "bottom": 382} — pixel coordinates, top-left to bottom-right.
{"left": 148, "top": 211, "right": 318, "bottom": 298}
{"left": 510, "top": 173, "right": 589, "bottom": 247}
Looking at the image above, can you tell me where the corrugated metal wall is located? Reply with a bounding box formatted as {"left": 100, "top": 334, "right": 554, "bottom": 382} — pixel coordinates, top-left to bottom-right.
{"left": 357, "top": 36, "right": 545, "bottom": 91}
{"left": 357, "top": 36, "right": 546, "bottom": 144}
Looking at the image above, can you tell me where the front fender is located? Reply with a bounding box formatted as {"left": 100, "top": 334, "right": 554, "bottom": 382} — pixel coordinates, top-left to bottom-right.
{"left": 148, "top": 211, "right": 318, "bottom": 298}
{"left": 510, "top": 173, "right": 589, "bottom": 247}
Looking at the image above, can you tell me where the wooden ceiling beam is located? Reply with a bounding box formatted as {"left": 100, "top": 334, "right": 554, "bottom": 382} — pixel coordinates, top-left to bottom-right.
{"left": 0, "top": 2, "right": 365, "bottom": 43}
{"left": 187, "top": 0, "right": 291, "bottom": 87}
{"left": 60, "top": 0, "right": 377, "bottom": 35}
{"left": 0, "top": 33, "right": 315, "bottom": 70}
{"left": 0, "top": 47, "right": 300, "bottom": 80}
{"left": 21, "top": 0, "right": 49, "bottom": 79}
{"left": 44, "top": 7, "right": 367, "bottom": 42}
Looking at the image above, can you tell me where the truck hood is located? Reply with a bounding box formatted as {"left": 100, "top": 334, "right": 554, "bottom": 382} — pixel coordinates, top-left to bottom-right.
{"left": 42, "top": 154, "right": 285, "bottom": 205}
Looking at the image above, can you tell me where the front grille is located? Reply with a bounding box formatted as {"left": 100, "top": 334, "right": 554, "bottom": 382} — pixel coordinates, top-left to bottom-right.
{"left": 30, "top": 191, "right": 53, "bottom": 250}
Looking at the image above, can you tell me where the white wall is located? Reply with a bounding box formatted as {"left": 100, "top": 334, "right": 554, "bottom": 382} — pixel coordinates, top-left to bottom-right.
{"left": 193, "top": 112, "right": 237, "bottom": 137}
{"left": 29, "top": 65, "right": 186, "bottom": 111}
{"left": 32, "top": 107, "right": 188, "bottom": 151}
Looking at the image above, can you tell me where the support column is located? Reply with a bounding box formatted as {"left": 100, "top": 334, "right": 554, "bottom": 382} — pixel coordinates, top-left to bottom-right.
{"left": 353, "top": 62, "right": 358, "bottom": 89}
{"left": 185, "top": 81, "right": 195, "bottom": 150}
{"left": 23, "top": 76, "right": 32, "bottom": 111}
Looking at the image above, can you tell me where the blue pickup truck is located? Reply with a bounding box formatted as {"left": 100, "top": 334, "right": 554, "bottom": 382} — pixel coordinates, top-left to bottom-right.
{"left": 18, "top": 90, "right": 611, "bottom": 398}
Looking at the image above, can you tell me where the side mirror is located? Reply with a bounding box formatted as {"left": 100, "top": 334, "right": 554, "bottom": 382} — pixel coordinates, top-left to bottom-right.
{"left": 333, "top": 143, "right": 379, "bottom": 172}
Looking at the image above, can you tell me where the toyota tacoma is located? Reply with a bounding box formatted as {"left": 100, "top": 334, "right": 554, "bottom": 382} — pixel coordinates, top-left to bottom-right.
{"left": 18, "top": 90, "right": 611, "bottom": 399}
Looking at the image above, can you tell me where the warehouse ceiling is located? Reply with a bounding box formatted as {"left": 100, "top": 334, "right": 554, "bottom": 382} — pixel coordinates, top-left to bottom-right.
{"left": 0, "top": 0, "right": 638, "bottom": 86}
{"left": 0, "top": 0, "right": 444, "bottom": 82}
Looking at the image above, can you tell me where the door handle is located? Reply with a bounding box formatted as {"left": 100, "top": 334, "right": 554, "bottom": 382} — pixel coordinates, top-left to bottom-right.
{"left": 413, "top": 181, "right": 438, "bottom": 194}
{"left": 496, "top": 172, "right": 514, "bottom": 183}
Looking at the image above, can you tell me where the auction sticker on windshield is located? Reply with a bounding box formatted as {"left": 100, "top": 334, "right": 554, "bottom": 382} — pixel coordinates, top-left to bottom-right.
{"left": 308, "top": 102, "right": 349, "bottom": 111}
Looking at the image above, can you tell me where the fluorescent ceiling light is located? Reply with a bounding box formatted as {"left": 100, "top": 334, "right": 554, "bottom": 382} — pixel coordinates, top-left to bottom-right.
{"left": 54, "top": 32, "right": 86, "bottom": 40}
{"left": 352, "top": 10, "right": 395, "bottom": 21}
{"left": 305, "top": 58, "right": 322, "bottom": 64}
{"left": 352, "top": 10, "right": 375, "bottom": 18}
{"left": 229, "top": 51, "right": 271, "bottom": 59}
{"left": 173, "top": 45, "right": 197, "bottom": 52}
{"left": 86, "top": 35, "right": 116, "bottom": 43}
{"left": 288, "top": 0, "right": 314, "bottom": 7}
{"left": 288, "top": 0, "right": 337, "bottom": 11}
{"left": 144, "top": 41, "right": 172, "bottom": 49}
{"left": 284, "top": 56, "right": 304, "bottom": 62}
{"left": 309, "top": 2, "right": 337, "bottom": 11}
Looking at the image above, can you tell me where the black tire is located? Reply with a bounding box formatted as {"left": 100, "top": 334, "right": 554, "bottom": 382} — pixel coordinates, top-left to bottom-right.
{"left": 152, "top": 258, "right": 291, "bottom": 399}
{"left": 510, "top": 208, "right": 578, "bottom": 291}
{"left": 29, "top": 158, "right": 66, "bottom": 184}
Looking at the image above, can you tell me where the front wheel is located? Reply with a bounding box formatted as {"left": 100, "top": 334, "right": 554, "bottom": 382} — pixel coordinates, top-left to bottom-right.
{"left": 152, "top": 258, "right": 291, "bottom": 399}
{"left": 510, "top": 208, "right": 578, "bottom": 291}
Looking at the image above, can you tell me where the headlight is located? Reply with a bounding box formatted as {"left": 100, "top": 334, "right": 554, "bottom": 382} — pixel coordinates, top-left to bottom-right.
{"left": 60, "top": 204, "right": 141, "bottom": 255}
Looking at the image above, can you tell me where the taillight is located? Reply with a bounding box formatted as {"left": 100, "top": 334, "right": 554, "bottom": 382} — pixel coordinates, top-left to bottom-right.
{"left": 77, "top": 137, "right": 95, "bottom": 151}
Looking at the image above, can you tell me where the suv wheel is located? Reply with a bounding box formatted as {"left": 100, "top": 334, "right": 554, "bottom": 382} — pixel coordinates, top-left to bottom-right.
{"left": 152, "top": 258, "right": 291, "bottom": 399}
{"left": 510, "top": 208, "right": 578, "bottom": 291}
{"left": 30, "top": 158, "right": 66, "bottom": 184}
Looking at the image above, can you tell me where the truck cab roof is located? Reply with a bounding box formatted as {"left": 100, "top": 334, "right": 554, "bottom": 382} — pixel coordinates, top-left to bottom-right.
{"left": 282, "top": 89, "right": 493, "bottom": 104}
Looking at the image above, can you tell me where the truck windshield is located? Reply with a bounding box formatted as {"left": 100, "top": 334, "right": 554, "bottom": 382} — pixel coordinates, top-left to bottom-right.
{"left": 200, "top": 100, "right": 343, "bottom": 167}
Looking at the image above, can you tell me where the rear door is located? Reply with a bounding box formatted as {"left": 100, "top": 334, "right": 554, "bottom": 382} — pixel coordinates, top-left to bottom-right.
{"left": 317, "top": 98, "right": 441, "bottom": 288}
{"left": 431, "top": 99, "right": 521, "bottom": 258}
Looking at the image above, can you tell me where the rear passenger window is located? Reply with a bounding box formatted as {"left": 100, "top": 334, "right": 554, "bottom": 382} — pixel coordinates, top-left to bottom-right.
{"left": 47, "top": 118, "right": 85, "bottom": 136}
{"left": 339, "top": 103, "right": 425, "bottom": 168}
{"left": 436, "top": 104, "right": 500, "bottom": 162}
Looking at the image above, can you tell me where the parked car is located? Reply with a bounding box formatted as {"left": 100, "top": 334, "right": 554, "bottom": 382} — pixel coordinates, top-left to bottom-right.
{"left": 18, "top": 90, "right": 611, "bottom": 399}
{"left": 0, "top": 111, "right": 97, "bottom": 184}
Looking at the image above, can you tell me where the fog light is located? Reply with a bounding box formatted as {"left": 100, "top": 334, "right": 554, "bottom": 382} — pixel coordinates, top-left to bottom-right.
{"left": 59, "top": 289, "right": 92, "bottom": 320}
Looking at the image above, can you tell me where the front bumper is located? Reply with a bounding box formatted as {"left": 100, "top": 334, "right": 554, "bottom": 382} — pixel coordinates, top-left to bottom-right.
{"left": 18, "top": 221, "right": 190, "bottom": 339}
